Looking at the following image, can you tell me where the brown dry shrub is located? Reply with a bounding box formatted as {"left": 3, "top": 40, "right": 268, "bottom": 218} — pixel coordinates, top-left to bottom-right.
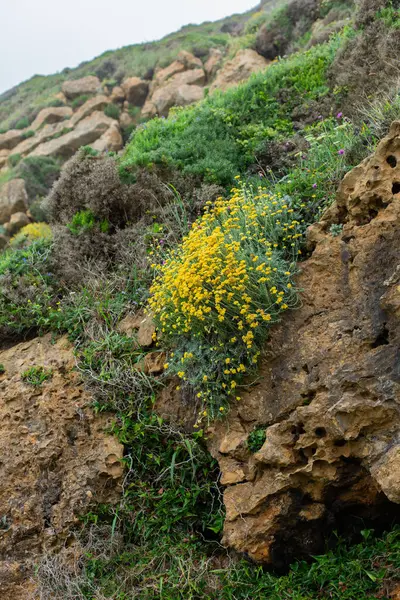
{"left": 255, "top": 0, "right": 320, "bottom": 60}
{"left": 329, "top": 0, "right": 400, "bottom": 115}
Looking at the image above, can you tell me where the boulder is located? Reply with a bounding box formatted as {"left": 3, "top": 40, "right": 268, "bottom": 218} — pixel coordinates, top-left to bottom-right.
{"left": 30, "top": 111, "right": 114, "bottom": 159}
{"left": 153, "top": 51, "right": 203, "bottom": 86}
{"left": 91, "top": 123, "right": 123, "bottom": 153}
{"left": 119, "top": 110, "right": 134, "bottom": 129}
{"left": 210, "top": 49, "right": 269, "bottom": 92}
{"left": 4, "top": 211, "right": 30, "bottom": 234}
{"left": 12, "top": 121, "right": 68, "bottom": 157}
{"left": 62, "top": 76, "right": 101, "bottom": 100}
{"left": 30, "top": 106, "right": 73, "bottom": 130}
{"left": 0, "top": 149, "right": 9, "bottom": 169}
{"left": 0, "top": 130, "right": 25, "bottom": 152}
{"left": 117, "top": 309, "right": 156, "bottom": 347}
{"left": 204, "top": 48, "right": 224, "bottom": 80}
{"left": 0, "top": 234, "right": 7, "bottom": 249}
{"left": 0, "top": 334, "right": 123, "bottom": 595}
{"left": 142, "top": 83, "right": 204, "bottom": 118}
{"left": 121, "top": 77, "right": 149, "bottom": 106}
{"left": 111, "top": 85, "right": 126, "bottom": 103}
{"left": 0, "top": 179, "right": 28, "bottom": 224}
{"left": 70, "top": 94, "right": 110, "bottom": 126}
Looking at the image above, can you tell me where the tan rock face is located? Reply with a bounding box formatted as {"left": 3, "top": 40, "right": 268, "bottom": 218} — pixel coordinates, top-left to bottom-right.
{"left": 210, "top": 49, "right": 269, "bottom": 92}
{"left": 62, "top": 76, "right": 101, "bottom": 99}
{"left": 91, "top": 123, "right": 123, "bottom": 153}
{"left": 0, "top": 179, "right": 28, "bottom": 224}
{"left": 30, "top": 106, "right": 73, "bottom": 131}
{"left": 121, "top": 77, "right": 149, "bottom": 106}
{"left": 111, "top": 85, "right": 125, "bottom": 103}
{"left": 0, "top": 149, "right": 9, "bottom": 169}
{"left": 70, "top": 95, "right": 110, "bottom": 126}
{"left": 0, "top": 335, "right": 123, "bottom": 595}
{"left": 30, "top": 111, "right": 114, "bottom": 159}
{"left": 11, "top": 122, "right": 68, "bottom": 158}
{"left": 204, "top": 48, "right": 224, "bottom": 80}
{"left": 4, "top": 211, "right": 30, "bottom": 234}
{"left": 199, "top": 121, "right": 400, "bottom": 564}
{"left": 0, "top": 130, "right": 25, "bottom": 152}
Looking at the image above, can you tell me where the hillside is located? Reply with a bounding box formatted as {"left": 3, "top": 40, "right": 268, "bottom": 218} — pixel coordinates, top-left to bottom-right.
{"left": 2, "top": 0, "right": 400, "bottom": 598}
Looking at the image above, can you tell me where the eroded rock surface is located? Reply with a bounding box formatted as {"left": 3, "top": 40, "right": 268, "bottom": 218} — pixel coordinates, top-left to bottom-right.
{"left": 205, "top": 120, "right": 400, "bottom": 564}
{"left": 0, "top": 335, "right": 123, "bottom": 597}
{"left": 209, "top": 49, "right": 269, "bottom": 92}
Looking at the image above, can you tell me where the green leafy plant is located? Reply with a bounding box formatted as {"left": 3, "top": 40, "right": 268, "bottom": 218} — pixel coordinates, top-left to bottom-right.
{"left": 0, "top": 364, "right": 5, "bottom": 374}
{"left": 104, "top": 103, "right": 121, "bottom": 120}
{"left": 8, "top": 153, "right": 22, "bottom": 167}
{"left": 21, "top": 365, "right": 53, "bottom": 386}
{"left": 247, "top": 427, "right": 267, "bottom": 452}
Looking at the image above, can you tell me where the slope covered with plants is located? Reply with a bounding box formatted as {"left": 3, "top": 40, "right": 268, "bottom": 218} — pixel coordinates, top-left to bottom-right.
{"left": 2, "top": 0, "right": 400, "bottom": 598}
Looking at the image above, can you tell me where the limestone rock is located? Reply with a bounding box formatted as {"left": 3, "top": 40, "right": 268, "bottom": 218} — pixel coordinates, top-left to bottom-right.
{"left": 70, "top": 94, "right": 110, "bottom": 126}
{"left": 0, "top": 130, "right": 25, "bottom": 152}
{"left": 117, "top": 309, "right": 155, "bottom": 347}
{"left": 30, "top": 106, "right": 72, "bottom": 130}
{"left": 62, "top": 76, "right": 101, "bottom": 99}
{"left": 4, "top": 211, "right": 30, "bottom": 234}
{"left": 0, "top": 234, "right": 8, "bottom": 249}
{"left": 0, "top": 335, "right": 123, "bottom": 594}
{"left": 91, "top": 123, "right": 123, "bottom": 153}
{"left": 0, "top": 179, "right": 28, "bottom": 224}
{"left": 30, "top": 111, "right": 114, "bottom": 159}
{"left": 0, "top": 149, "right": 9, "bottom": 169}
{"left": 210, "top": 49, "right": 269, "bottom": 92}
{"left": 142, "top": 67, "right": 205, "bottom": 118}
{"left": 119, "top": 110, "right": 134, "bottom": 129}
{"left": 154, "top": 51, "right": 202, "bottom": 86}
{"left": 205, "top": 48, "right": 224, "bottom": 80}
{"left": 121, "top": 77, "right": 149, "bottom": 106}
{"left": 12, "top": 121, "right": 68, "bottom": 157}
{"left": 111, "top": 85, "right": 126, "bottom": 103}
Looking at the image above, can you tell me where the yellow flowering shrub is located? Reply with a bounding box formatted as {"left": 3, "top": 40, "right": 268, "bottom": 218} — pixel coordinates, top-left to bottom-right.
{"left": 10, "top": 222, "right": 52, "bottom": 248}
{"left": 149, "top": 181, "right": 302, "bottom": 419}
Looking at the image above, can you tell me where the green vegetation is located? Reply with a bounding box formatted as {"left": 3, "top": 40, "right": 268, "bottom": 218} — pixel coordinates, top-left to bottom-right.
{"left": 14, "top": 116, "right": 31, "bottom": 129}
{"left": 21, "top": 365, "right": 53, "bottom": 386}
{"left": 71, "top": 94, "right": 90, "bottom": 109}
{"left": 247, "top": 427, "right": 267, "bottom": 452}
{"left": 104, "top": 103, "right": 121, "bottom": 120}
{"left": 8, "top": 153, "right": 22, "bottom": 167}
{"left": 0, "top": 364, "right": 5, "bottom": 374}
{"left": 120, "top": 33, "right": 346, "bottom": 187}
{"left": 3, "top": 2, "right": 400, "bottom": 598}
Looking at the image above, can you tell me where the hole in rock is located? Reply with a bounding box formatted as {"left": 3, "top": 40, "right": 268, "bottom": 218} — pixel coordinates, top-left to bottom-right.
{"left": 370, "top": 324, "right": 389, "bottom": 348}
{"left": 393, "top": 182, "right": 400, "bottom": 195}
{"left": 334, "top": 439, "right": 346, "bottom": 447}
{"left": 314, "top": 427, "right": 327, "bottom": 438}
{"left": 387, "top": 155, "right": 397, "bottom": 168}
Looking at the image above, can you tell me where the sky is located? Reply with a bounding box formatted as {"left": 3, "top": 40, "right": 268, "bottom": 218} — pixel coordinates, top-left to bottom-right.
{"left": 0, "top": 0, "right": 258, "bottom": 94}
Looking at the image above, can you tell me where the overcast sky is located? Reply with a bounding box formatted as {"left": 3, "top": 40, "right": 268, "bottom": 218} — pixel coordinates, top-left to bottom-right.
{"left": 0, "top": 0, "right": 258, "bottom": 94}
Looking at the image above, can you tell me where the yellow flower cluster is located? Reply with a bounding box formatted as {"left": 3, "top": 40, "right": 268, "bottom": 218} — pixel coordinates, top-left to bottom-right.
{"left": 149, "top": 182, "right": 301, "bottom": 416}
{"left": 10, "top": 222, "right": 52, "bottom": 247}
{"left": 149, "top": 185, "right": 299, "bottom": 342}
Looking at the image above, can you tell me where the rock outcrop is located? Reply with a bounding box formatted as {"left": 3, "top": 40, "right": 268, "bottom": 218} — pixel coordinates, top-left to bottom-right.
{"left": 142, "top": 51, "right": 206, "bottom": 118}
{"left": 200, "top": 120, "right": 400, "bottom": 564}
{"left": 62, "top": 76, "right": 101, "bottom": 100}
{"left": 0, "top": 335, "right": 123, "bottom": 598}
{"left": 69, "top": 95, "right": 110, "bottom": 126}
{"left": 121, "top": 77, "right": 149, "bottom": 106}
{"left": 30, "top": 106, "right": 73, "bottom": 131}
{"left": 0, "top": 179, "right": 28, "bottom": 224}
{"left": 30, "top": 111, "right": 116, "bottom": 159}
{"left": 210, "top": 49, "right": 269, "bottom": 92}
{"left": 0, "top": 130, "right": 25, "bottom": 152}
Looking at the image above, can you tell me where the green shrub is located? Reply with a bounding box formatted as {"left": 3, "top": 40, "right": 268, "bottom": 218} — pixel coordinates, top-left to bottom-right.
{"left": 21, "top": 365, "right": 53, "bottom": 386}
{"left": 14, "top": 116, "right": 30, "bottom": 129}
{"left": 67, "top": 209, "right": 110, "bottom": 235}
{"left": 71, "top": 94, "right": 90, "bottom": 109}
{"left": 21, "top": 129, "right": 35, "bottom": 140}
{"left": 104, "top": 103, "right": 121, "bottom": 120}
{"left": 8, "top": 153, "right": 22, "bottom": 167}
{"left": 0, "top": 364, "right": 5, "bottom": 374}
{"left": 120, "top": 34, "right": 345, "bottom": 187}
{"left": 14, "top": 156, "right": 61, "bottom": 202}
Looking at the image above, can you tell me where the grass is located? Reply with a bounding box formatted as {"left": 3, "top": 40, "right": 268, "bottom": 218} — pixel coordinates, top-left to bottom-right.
{"left": 21, "top": 365, "right": 53, "bottom": 386}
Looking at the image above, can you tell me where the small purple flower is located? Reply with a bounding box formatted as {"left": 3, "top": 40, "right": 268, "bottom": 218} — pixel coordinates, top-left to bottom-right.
{"left": 338, "top": 149, "right": 345, "bottom": 155}
{"left": 336, "top": 112, "right": 343, "bottom": 119}
{"left": 160, "top": 239, "right": 165, "bottom": 246}
{"left": 318, "top": 115, "right": 323, "bottom": 120}
{"left": 302, "top": 154, "right": 307, "bottom": 160}
{"left": 312, "top": 183, "right": 317, "bottom": 189}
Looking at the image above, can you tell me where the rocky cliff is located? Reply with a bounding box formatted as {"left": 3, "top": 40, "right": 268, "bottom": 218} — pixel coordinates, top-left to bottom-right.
{"left": 204, "top": 120, "right": 400, "bottom": 564}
